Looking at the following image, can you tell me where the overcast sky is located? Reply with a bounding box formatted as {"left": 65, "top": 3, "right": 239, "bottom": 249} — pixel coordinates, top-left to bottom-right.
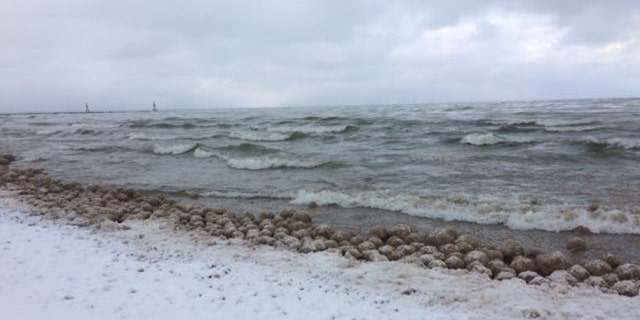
{"left": 1, "top": 0, "right": 639, "bottom": 112}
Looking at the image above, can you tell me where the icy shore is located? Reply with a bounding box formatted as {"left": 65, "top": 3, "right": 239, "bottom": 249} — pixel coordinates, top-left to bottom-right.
{"left": 1, "top": 194, "right": 639, "bottom": 320}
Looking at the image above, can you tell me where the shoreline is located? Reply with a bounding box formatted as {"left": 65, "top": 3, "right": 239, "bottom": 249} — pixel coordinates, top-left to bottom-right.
{"left": 184, "top": 195, "right": 640, "bottom": 264}
{"left": 0, "top": 155, "right": 639, "bottom": 300}
{"left": 2, "top": 186, "right": 640, "bottom": 319}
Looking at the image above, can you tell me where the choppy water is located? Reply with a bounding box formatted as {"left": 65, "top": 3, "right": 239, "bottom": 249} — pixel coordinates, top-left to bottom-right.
{"left": 2, "top": 98, "right": 640, "bottom": 234}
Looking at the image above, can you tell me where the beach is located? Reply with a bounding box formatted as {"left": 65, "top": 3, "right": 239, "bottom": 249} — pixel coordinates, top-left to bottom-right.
{"left": 2, "top": 192, "right": 640, "bottom": 320}
{"left": 1, "top": 155, "right": 640, "bottom": 319}
{"left": 2, "top": 100, "right": 640, "bottom": 318}
{"left": 3, "top": 0, "right": 640, "bottom": 318}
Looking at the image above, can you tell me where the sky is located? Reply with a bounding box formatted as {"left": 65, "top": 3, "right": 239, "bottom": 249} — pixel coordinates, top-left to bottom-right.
{"left": 1, "top": 0, "right": 639, "bottom": 112}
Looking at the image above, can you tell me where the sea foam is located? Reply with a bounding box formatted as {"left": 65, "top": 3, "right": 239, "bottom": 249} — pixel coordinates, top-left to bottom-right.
{"left": 266, "top": 124, "right": 354, "bottom": 134}
{"left": 292, "top": 190, "right": 640, "bottom": 234}
{"left": 584, "top": 137, "right": 640, "bottom": 150}
{"left": 129, "top": 133, "right": 176, "bottom": 140}
{"left": 224, "top": 157, "right": 324, "bottom": 170}
{"left": 229, "top": 131, "right": 293, "bottom": 142}
{"left": 460, "top": 133, "right": 506, "bottom": 146}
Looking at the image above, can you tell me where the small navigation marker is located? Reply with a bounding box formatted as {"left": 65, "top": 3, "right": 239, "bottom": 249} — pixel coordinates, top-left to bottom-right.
{"left": 85, "top": 103, "right": 90, "bottom": 113}
{"left": 152, "top": 102, "right": 157, "bottom": 112}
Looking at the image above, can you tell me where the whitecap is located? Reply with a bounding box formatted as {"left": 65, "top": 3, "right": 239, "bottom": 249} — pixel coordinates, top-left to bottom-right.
{"left": 544, "top": 125, "right": 603, "bottom": 132}
{"left": 35, "top": 129, "right": 61, "bottom": 135}
{"left": 460, "top": 133, "right": 505, "bottom": 146}
{"left": 266, "top": 124, "right": 351, "bottom": 134}
{"left": 292, "top": 190, "right": 640, "bottom": 234}
{"left": 224, "top": 157, "right": 324, "bottom": 170}
{"left": 584, "top": 137, "right": 640, "bottom": 150}
{"left": 201, "top": 190, "right": 294, "bottom": 199}
{"left": 128, "top": 133, "right": 176, "bottom": 140}
{"left": 229, "top": 131, "right": 292, "bottom": 142}
{"left": 153, "top": 143, "right": 198, "bottom": 155}
{"left": 193, "top": 147, "right": 216, "bottom": 158}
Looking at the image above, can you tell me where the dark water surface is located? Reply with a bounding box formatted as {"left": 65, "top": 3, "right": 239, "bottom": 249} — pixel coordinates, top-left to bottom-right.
{"left": 1, "top": 98, "right": 640, "bottom": 244}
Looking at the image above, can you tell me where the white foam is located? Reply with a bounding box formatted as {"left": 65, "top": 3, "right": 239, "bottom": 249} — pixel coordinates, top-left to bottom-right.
{"left": 153, "top": 143, "right": 197, "bottom": 155}
{"left": 461, "top": 133, "right": 506, "bottom": 146}
{"left": 537, "top": 119, "right": 597, "bottom": 127}
{"left": 229, "top": 131, "right": 292, "bottom": 142}
{"left": 128, "top": 133, "right": 176, "bottom": 140}
{"left": 267, "top": 124, "right": 350, "bottom": 134}
{"left": 225, "top": 157, "right": 323, "bottom": 170}
{"left": 585, "top": 137, "right": 640, "bottom": 150}
{"left": 35, "top": 128, "right": 61, "bottom": 135}
{"left": 544, "top": 125, "right": 603, "bottom": 132}
{"left": 193, "top": 147, "right": 216, "bottom": 158}
{"left": 292, "top": 190, "right": 640, "bottom": 234}
{"left": 201, "top": 190, "right": 294, "bottom": 199}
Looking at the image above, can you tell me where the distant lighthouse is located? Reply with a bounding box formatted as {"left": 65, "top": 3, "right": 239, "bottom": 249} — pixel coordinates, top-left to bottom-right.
{"left": 152, "top": 102, "right": 157, "bottom": 112}
{"left": 85, "top": 103, "right": 90, "bottom": 113}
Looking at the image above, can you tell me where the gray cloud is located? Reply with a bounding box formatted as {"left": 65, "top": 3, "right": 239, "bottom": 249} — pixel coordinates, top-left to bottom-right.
{"left": 1, "top": 0, "right": 639, "bottom": 112}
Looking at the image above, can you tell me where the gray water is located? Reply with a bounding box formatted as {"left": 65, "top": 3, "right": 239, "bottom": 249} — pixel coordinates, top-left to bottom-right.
{"left": 2, "top": 98, "right": 640, "bottom": 235}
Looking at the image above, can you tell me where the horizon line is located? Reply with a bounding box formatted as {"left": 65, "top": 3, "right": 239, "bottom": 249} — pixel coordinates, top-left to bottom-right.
{"left": 1, "top": 95, "right": 638, "bottom": 115}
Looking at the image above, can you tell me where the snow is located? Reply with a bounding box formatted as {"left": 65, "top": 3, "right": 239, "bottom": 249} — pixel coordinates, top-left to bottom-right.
{"left": 0, "top": 194, "right": 638, "bottom": 320}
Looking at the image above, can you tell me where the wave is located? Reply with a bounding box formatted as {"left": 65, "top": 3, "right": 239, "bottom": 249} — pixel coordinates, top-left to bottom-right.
{"left": 544, "top": 125, "right": 604, "bottom": 132}
{"left": 129, "top": 122, "right": 196, "bottom": 129}
{"left": 218, "top": 143, "right": 281, "bottom": 154}
{"left": 229, "top": 131, "right": 297, "bottom": 142}
{"left": 584, "top": 137, "right": 640, "bottom": 151}
{"left": 291, "top": 190, "right": 640, "bottom": 234}
{"left": 224, "top": 157, "right": 328, "bottom": 170}
{"left": 192, "top": 143, "right": 283, "bottom": 160}
{"left": 460, "top": 133, "right": 506, "bottom": 146}
{"left": 201, "top": 190, "right": 294, "bottom": 199}
{"left": 536, "top": 119, "right": 601, "bottom": 127}
{"left": 35, "top": 129, "right": 63, "bottom": 135}
{"left": 128, "top": 133, "right": 176, "bottom": 140}
{"left": 460, "top": 133, "right": 537, "bottom": 146}
{"left": 153, "top": 143, "right": 199, "bottom": 155}
{"left": 301, "top": 116, "right": 348, "bottom": 121}
{"left": 35, "top": 127, "right": 100, "bottom": 136}
{"left": 193, "top": 147, "right": 215, "bottom": 158}
{"left": 482, "top": 119, "right": 603, "bottom": 133}
{"left": 497, "top": 122, "right": 542, "bottom": 133}
{"left": 266, "top": 124, "right": 357, "bottom": 135}
{"left": 72, "top": 146, "right": 135, "bottom": 153}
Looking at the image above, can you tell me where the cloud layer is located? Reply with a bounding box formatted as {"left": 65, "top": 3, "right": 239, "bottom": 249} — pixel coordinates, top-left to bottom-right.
{"left": 1, "top": 0, "right": 639, "bottom": 112}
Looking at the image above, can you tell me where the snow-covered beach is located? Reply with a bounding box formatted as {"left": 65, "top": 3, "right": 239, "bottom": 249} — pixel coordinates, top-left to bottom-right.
{"left": 1, "top": 192, "right": 639, "bottom": 320}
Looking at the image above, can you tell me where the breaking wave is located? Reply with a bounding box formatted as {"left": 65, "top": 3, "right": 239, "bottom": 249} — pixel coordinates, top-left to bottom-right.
{"left": 584, "top": 137, "right": 640, "bottom": 151}
{"left": 460, "top": 133, "right": 506, "bottom": 146}
{"left": 460, "top": 133, "right": 536, "bottom": 146}
{"left": 497, "top": 122, "right": 541, "bottom": 133}
{"left": 36, "top": 127, "right": 100, "bottom": 136}
{"left": 544, "top": 125, "right": 604, "bottom": 132}
{"left": 201, "top": 190, "right": 294, "bottom": 199}
{"left": 153, "top": 143, "right": 199, "bottom": 155}
{"left": 193, "top": 147, "right": 216, "bottom": 158}
{"left": 229, "top": 131, "right": 296, "bottom": 142}
{"left": 292, "top": 190, "right": 640, "bottom": 234}
{"left": 128, "top": 133, "right": 176, "bottom": 140}
{"left": 224, "top": 157, "right": 328, "bottom": 170}
{"left": 266, "top": 124, "right": 357, "bottom": 135}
